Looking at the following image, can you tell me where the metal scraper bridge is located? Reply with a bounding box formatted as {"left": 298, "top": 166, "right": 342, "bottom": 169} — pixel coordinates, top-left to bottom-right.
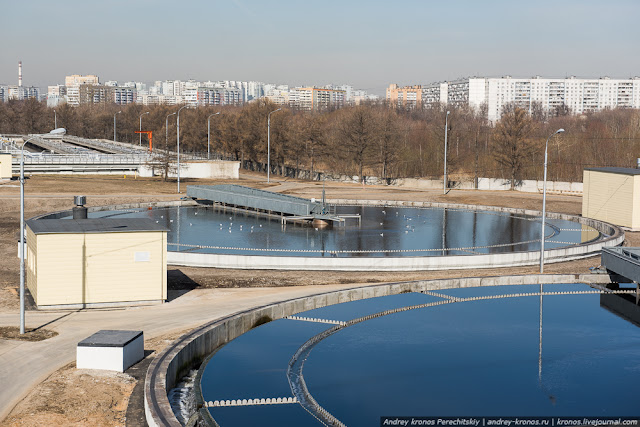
{"left": 186, "top": 184, "right": 360, "bottom": 226}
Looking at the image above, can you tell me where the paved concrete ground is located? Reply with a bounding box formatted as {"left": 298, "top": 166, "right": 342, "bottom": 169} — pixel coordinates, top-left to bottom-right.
{"left": 0, "top": 284, "right": 364, "bottom": 421}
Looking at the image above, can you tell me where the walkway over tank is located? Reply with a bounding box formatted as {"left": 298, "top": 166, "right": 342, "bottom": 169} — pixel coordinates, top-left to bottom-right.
{"left": 602, "top": 247, "right": 640, "bottom": 283}
{"left": 186, "top": 184, "right": 332, "bottom": 218}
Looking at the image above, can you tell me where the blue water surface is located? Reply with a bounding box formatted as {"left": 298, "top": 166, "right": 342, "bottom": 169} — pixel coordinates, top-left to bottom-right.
{"left": 199, "top": 285, "right": 640, "bottom": 426}
{"left": 81, "top": 205, "right": 599, "bottom": 256}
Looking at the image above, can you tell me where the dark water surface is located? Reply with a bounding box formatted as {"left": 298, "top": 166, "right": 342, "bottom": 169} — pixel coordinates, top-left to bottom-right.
{"left": 200, "top": 284, "right": 640, "bottom": 426}
{"left": 89, "top": 205, "right": 600, "bottom": 256}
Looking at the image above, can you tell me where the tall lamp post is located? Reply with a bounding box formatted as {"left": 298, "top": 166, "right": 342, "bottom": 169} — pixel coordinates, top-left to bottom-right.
{"left": 207, "top": 112, "right": 220, "bottom": 160}
{"left": 267, "top": 108, "right": 281, "bottom": 183}
{"left": 539, "top": 128, "right": 565, "bottom": 273}
{"left": 139, "top": 111, "right": 150, "bottom": 146}
{"left": 166, "top": 112, "right": 176, "bottom": 151}
{"left": 20, "top": 128, "right": 66, "bottom": 334}
{"left": 53, "top": 109, "right": 57, "bottom": 129}
{"left": 176, "top": 105, "right": 190, "bottom": 193}
{"left": 113, "top": 111, "right": 121, "bottom": 142}
{"left": 443, "top": 110, "right": 450, "bottom": 194}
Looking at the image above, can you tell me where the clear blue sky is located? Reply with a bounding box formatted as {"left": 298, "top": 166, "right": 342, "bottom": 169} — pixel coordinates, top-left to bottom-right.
{"left": 2, "top": 0, "right": 639, "bottom": 95}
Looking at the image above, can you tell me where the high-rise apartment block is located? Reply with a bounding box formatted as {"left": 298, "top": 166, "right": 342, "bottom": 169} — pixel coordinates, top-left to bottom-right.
{"left": 386, "top": 84, "right": 423, "bottom": 109}
{"left": 65, "top": 74, "right": 99, "bottom": 86}
{"left": 389, "top": 76, "right": 640, "bottom": 121}
{"left": 289, "top": 87, "right": 346, "bottom": 111}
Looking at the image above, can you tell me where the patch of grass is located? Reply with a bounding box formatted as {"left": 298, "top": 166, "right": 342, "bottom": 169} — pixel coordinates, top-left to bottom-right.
{"left": 0, "top": 326, "right": 58, "bottom": 341}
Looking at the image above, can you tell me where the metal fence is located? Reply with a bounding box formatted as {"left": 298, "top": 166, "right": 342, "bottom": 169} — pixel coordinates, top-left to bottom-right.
{"left": 11, "top": 153, "right": 152, "bottom": 165}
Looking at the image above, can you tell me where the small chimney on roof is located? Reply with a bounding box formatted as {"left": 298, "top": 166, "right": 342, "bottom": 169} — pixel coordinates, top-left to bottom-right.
{"left": 72, "top": 196, "right": 88, "bottom": 219}
{"left": 18, "top": 61, "right": 22, "bottom": 87}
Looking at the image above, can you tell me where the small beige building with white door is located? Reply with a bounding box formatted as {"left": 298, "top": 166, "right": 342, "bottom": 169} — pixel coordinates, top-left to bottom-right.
{"left": 25, "top": 218, "right": 168, "bottom": 308}
{"left": 582, "top": 167, "right": 640, "bottom": 230}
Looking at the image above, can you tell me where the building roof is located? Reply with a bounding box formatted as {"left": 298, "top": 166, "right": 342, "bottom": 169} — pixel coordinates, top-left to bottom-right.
{"left": 78, "top": 330, "right": 143, "bottom": 348}
{"left": 26, "top": 218, "right": 169, "bottom": 235}
{"left": 585, "top": 167, "right": 640, "bottom": 176}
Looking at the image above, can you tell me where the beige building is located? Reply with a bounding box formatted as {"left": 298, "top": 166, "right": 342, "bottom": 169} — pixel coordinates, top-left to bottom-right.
{"left": 0, "top": 154, "right": 11, "bottom": 179}
{"left": 582, "top": 167, "right": 640, "bottom": 230}
{"left": 290, "top": 87, "right": 346, "bottom": 111}
{"left": 25, "top": 218, "right": 168, "bottom": 308}
{"left": 386, "top": 84, "right": 423, "bottom": 109}
{"left": 65, "top": 74, "right": 99, "bottom": 86}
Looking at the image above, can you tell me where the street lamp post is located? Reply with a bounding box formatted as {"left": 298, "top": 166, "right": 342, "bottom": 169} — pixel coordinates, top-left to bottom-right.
{"left": 176, "top": 105, "right": 190, "bottom": 193}
{"left": 53, "top": 109, "right": 57, "bottom": 129}
{"left": 267, "top": 108, "right": 282, "bottom": 183}
{"left": 539, "top": 128, "right": 565, "bottom": 273}
{"left": 166, "top": 112, "right": 176, "bottom": 151}
{"left": 139, "top": 111, "right": 150, "bottom": 146}
{"left": 113, "top": 111, "right": 121, "bottom": 142}
{"left": 20, "top": 128, "right": 66, "bottom": 334}
{"left": 443, "top": 110, "right": 450, "bottom": 194}
{"left": 207, "top": 112, "right": 220, "bottom": 160}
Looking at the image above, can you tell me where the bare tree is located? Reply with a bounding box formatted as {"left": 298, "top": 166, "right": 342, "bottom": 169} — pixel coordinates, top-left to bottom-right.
{"left": 376, "top": 109, "right": 402, "bottom": 180}
{"left": 339, "top": 106, "right": 377, "bottom": 179}
{"left": 492, "top": 105, "right": 536, "bottom": 189}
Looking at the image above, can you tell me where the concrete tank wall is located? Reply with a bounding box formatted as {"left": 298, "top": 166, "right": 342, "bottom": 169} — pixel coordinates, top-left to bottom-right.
{"left": 139, "top": 160, "right": 239, "bottom": 179}
{"left": 166, "top": 200, "right": 623, "bottom": 271}
{"left": 144, "top": 273, "right": 615, "bottom": 427}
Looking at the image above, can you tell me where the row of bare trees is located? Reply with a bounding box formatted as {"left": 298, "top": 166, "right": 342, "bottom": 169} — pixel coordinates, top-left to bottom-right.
{"left": 1, "top": 98, "right": 639, "bottom": 184}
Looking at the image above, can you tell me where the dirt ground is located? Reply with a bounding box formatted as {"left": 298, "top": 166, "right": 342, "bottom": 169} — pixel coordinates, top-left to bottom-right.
{"left": 0, "top": 326, "right": 58, "bottom": 341}
{"left": 0, "top": 172, "right": 636, "bottom": 426}
{"left": 0, "top": 332, "right": 182, "bottom": 427}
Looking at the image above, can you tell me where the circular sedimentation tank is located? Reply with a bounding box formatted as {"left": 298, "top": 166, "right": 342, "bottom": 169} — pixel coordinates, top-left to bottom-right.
{"left": 66, "top": 199, "right": 621, "bottom": 271}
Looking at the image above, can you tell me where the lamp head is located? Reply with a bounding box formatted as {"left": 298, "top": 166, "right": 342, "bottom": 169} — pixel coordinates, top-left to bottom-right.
{"left": 446, "top": 111, "right": 450, "bottom": 115}
{"left": 557, "top": 128, "right": 565, "bottom": 134}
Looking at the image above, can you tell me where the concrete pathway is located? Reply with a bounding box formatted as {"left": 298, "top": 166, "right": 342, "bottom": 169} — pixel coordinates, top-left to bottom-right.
{"left": 0, "top": 284, "right": 361, "bottom": 421}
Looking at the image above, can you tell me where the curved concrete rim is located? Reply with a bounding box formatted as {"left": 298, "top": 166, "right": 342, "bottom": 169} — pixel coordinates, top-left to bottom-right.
{"left": 167, "top": 199, "right": 624, "bottom": 271}
{"left": 143, "top": 273, "right": 616, "bottom": 427}
{"left": 34, "top": 199, "right": 624, "bottom": 271}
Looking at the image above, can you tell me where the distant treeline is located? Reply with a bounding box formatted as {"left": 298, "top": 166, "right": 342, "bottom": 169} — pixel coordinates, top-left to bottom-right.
{"left": 1, "top": 98, "right": 639, "bottom": 183}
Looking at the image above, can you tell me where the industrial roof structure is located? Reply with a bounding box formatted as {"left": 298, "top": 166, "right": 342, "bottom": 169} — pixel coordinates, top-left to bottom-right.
{"left": 26, "top": 218, "right": 168, "bottom": 234}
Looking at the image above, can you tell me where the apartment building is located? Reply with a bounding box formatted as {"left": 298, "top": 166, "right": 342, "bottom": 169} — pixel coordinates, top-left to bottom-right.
{"left": 113, "top": 86, "right": 137, "bottom": 105}
{"left": 77, "top": 84, "right": 137, "bottom": 105}
{"left": 289, "top": 87, "right": 346, "bottom": 111}
{"left": 386, "top": 84, "right": 423, "bottom": 109}
{"left": 65, "top": 74, "right": 99, "bottom": 86}
{"left": 197, "top": 87, "right": 242, "bottom": 106}
{"left": 410, "top": 76, "right": 640, "bottom": 121}
{"left": 6, "top": 85, "right": 40, "bottom": 101}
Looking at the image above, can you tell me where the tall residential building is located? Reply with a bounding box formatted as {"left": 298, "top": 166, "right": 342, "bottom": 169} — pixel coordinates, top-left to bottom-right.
{"left": 77, "top": 84, "right": 137, "bottom": 105}
{"left": 113, "top": 86, "right": 137, "bottom": 104}
{"left": 196, "top": 87, "right": 243, "bottom": 106}
{"left": 419, "top": 76, "right": 640, "bottom": 122}
{"left": 289, "top": 87, "right": 346, "bottom": 111}
{"left": 48, "top": 85, "right": 67, "bottom": 96}
{"left": 7, "top": 85, "right": 40, "bottom": 101}
{"left": 65, "top": 74, "right": 99, "bottom": 86}
{"left": 247, "top": 81, "right": 264, "bottom": 101}
{"left": 386, "top": 84, "right": 423, "bottom": 109}
{"left": 64, "top": 75, "right": 100, "bottom": 106}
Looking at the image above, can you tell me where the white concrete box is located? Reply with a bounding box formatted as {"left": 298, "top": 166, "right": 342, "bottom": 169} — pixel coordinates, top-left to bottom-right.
{"left": 77, "top": 330, "right": 144, "bottom": 372}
